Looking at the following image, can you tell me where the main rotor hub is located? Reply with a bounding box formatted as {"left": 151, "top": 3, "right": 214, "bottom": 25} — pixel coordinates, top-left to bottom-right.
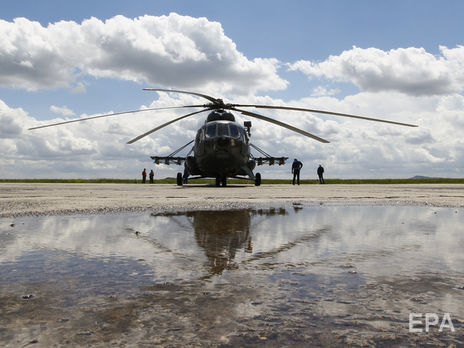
{"left": 205, "top": 98, "right": 235, "bottom": 110}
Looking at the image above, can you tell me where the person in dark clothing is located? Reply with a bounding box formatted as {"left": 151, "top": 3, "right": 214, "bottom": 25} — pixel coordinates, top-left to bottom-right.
{"left": 142, "top": 168, "right": 147, "bottom": 183}
{"left": 291, "top": 158, "right": 303, "bottom": 185}
{"left": 183, "top": 167, "right": 189, "bottom": 184}
{"left": 149, "top": 169, "right": 154, "bottom": 184}
{"left": 317, "top": 164, "right": 325, "bottom": 184}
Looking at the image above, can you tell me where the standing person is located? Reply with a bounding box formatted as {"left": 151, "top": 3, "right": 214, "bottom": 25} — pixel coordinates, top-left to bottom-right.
{"left": 149, "top": 169, "right": 154, "bottom": 184}
{"left": 142, "top": 168, "right": 147, "bottom": 184}
{"left": 291, "top": 158, "right": 303, "bottom": 185}
{"left": 317, "top": 164, "right": 325, "bottom": 184}
{"left": 183, "top": 167, "right": 189, "bottom": 184}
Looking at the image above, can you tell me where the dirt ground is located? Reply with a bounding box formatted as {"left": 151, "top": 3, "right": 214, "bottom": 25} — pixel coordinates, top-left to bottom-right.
{"left": 1, "top": 183, "right": 464, "bottom": 217}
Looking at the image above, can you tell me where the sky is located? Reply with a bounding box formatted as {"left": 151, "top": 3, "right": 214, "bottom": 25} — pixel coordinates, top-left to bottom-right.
{"left": 1, "top": 0, "right": 464, "bottom": 179}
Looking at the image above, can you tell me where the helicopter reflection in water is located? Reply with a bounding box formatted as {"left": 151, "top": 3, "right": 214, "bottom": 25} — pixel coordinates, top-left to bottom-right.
{"left": 153, "top": 208, "right": 287, "bottom": 277}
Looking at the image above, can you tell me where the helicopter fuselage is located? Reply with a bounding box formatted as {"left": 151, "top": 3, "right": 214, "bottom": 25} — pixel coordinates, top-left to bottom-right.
{"left": 186, "top": 110, "right": 255, "bottom": 179}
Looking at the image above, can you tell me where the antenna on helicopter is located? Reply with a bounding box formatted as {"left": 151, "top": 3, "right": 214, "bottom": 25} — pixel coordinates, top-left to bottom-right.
{"left": 244, "top": 121, "right": 252, "bottom": 136}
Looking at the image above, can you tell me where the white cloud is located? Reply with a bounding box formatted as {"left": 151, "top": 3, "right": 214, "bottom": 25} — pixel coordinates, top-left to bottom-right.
{"left": 0, "top": 14, "right": 287, "bottom": 95}
{"left": 0, "top": 100, "right": 29, "bottom": 138}
{"left": 50, "top": 105, "right": 75, "bottom": 116}
{"left": 289, "top": 46, "right": 464, "bottom": 96}
{"left": 0, "top": 18, "right": 79, "bottom": 90}
{"left": 310, "top": 86, "right": 341, "bottom": 97}
{"left": 71, "top": 82, "right": 87, "bottom": 94}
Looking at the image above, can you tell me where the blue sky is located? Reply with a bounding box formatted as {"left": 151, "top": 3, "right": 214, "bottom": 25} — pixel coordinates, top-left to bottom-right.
{"left": 1, "top": 1, "right": 464, "bottom": 178}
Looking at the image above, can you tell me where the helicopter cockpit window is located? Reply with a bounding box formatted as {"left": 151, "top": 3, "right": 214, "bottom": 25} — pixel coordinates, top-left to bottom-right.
{"left": 229, "top": 124, "right": 239, "bottom": 138}
{"left": 206, "top": 124, "right": 216, "bottom": 138}
{"left": 217, "top": 123, "right": 230, "bottom": 137}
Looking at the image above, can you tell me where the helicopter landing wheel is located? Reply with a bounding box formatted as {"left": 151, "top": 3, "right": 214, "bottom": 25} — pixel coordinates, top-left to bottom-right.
{"left": 215, "top": 176, "right": 221, "bottom": 187}
{"left": 176, "top": 172, "right": 183, "bottom": 186}
{"left": 221, "top": 177, "right": 227, "bottom": 187}
{"left": 255, "top": 172, "right": 261, "bottom": 186}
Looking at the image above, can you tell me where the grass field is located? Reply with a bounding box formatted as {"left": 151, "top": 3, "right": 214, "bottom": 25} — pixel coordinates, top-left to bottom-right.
{"left": 1, "top": 178, "right": 464, "bottom": 185}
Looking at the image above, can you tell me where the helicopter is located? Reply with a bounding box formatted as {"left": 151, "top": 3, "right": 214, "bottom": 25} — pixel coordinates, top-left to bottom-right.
{"left": 29, "top": 88, "right": 418, "bottom": 186}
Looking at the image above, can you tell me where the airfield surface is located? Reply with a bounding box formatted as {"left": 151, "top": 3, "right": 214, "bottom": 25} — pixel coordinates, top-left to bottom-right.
{"left": 1, "top": 182, "right": 464, "bottom": 217}
{"left": 1, "top": 183, "right": 464, "bottom": 347}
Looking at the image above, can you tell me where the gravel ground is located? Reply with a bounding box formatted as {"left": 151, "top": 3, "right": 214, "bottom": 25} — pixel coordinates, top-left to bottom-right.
{"left": 1, "top": 183, "right": 464, "bottom": 217}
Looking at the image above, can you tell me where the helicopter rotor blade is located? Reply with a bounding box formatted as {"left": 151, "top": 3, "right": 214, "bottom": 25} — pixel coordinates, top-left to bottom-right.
{"left": 28, "top": 105, "right": 205, "bottom": 130}
{"left": 234, "top": 104, "right": 418, "bottom": 127}
{"left": 127, "top": 109, "right": 210, "bottom": 144}
{"left": 143, "top": 88, "right": 219, "bottom": 103}
{"left": 234, "top": 108, "right": 330, "bottom": 143}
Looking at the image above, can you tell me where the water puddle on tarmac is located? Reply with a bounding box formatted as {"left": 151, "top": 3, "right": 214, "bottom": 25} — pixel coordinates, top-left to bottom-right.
{"left": 1, "top": 204, "right": 464, "bottom": 346}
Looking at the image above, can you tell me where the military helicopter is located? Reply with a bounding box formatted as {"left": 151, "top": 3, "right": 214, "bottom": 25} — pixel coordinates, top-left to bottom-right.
{"left": 29, "top": 88, "right": 417, "bottom": 186}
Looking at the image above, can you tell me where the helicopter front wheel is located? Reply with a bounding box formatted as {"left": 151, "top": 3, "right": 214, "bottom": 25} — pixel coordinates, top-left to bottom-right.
{"left": 255, "top": 173, "right": 261, "bottom": 186}
{"left": 176, "top": 172, "right": 183, "bottom": 186}
{"left": 215, "top": 176, "right": 227, "bottom": 187}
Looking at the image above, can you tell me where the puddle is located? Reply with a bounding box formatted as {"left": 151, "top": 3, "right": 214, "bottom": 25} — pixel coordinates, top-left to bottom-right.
{"left": 1, "top": 204, "right": 463, "bottom": 346}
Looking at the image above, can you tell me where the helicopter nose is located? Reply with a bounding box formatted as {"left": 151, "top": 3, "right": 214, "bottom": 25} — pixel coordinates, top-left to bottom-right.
{"left": 217, "top": 137, "right": 230, "bottom": 148}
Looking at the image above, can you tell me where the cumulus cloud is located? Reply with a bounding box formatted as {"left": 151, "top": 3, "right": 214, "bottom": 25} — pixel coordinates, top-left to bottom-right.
{"left": 0, "top": 100, "right": 29, "bottom": 139}
{"left": 50, "top": 105, "right": 75, "bottom": 116}
{"left": 289, "top": 46, "right": 464, "bottom": 96}
{"left": 0, "top": 14, "right": 287, "bottom": 94}
{"left": 71, "top": 82, "right": 87, "bottom": 94}
{"left": 310, "top": 86, "right": 341, "bottom": 97}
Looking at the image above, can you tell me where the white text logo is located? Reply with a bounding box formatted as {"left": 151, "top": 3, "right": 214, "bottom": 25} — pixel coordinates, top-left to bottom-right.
{"left": 409, "top": 313, "right": 455, "bottom": 333}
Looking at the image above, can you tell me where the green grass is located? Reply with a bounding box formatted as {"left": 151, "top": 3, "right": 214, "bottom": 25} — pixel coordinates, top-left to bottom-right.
{"left": 1, "top": 178, "right": 464, "bottom": 184}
